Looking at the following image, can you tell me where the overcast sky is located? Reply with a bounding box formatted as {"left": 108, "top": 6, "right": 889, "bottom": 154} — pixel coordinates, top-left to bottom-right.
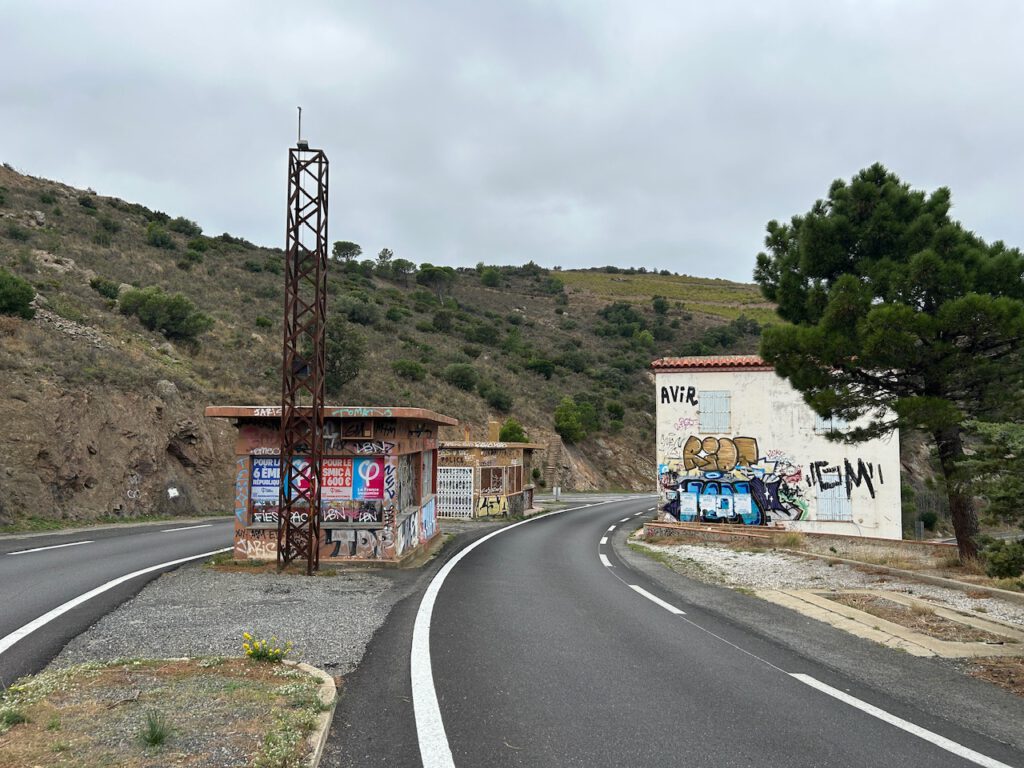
{"left": 3, "top": 1, "right": 1022, "bottom": 282}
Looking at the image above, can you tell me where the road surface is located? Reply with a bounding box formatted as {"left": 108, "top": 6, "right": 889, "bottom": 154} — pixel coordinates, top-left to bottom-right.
{"left": 0, "top": 518, "right": 232, "bottom": 686}
{"left": 327, "top": 496, "right": 1024, "bottom": 768}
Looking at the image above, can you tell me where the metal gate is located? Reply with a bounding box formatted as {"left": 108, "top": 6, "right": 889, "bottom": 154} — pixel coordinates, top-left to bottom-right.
{"left": 437, "top": 467, "right": 474, "bottom": 519}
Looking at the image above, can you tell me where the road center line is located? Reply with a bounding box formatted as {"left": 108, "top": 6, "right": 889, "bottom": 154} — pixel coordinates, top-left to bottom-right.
{"left": 7, "top": 540, "right": 93, "bottom": 556}
{"left": 161, "top": 524, "right": 213, "bottom": 533}
{"left": 411, "top": 499, "right": 621, "bottom": 768}
{"left": 619, "top": 517, "right": 630, "bottom": 522}
{"left": 600, "top": 536, "right": 608, "bottom": 545}
{"left": 607, "top": 525, "right": 616, "bottom": 532}
{"left": 633, "top": 512, "right": 643, "bottom": 517}
{"left": 0, "top": 547, "right": 231, "bottom": 657}
{"left": 629, "top": 584, "right": 686, "bottom": 615}
{"left": 599, "top": 553, "right": 612, "bottom": 567}
{"left": 790, "top": 674, "right": 1012, "bottom": 768}
{"left": 647, "top": 507, "right": 656, "bottom": 511}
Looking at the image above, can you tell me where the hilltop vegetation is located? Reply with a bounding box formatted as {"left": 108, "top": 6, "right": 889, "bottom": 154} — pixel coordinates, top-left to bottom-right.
{"left": 0, "top": 163, "right": 765, "bottom": 525}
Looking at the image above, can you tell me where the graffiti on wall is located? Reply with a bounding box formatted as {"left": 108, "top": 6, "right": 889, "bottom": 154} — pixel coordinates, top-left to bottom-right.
{"left": 234, "top": 527, "right": 276, "bottom": 559}
{"left": 234, "top": 457, "right": 250, "bottom": 524}
{"left": 395, "top": 512, "right": 418, "bottom": 557}
{"left": 807, "top": 458, "right": 884, "bottom": 499}
{"left": 477, "top": 495, "right": 508, "bottom": 516}
{"left": 327, "top": 528, "right": 383, "bottom": 559}
{"left": 659, "top": 435, "right": 808, "bottom": 525}
{"left": 421, "top": 497, "right": 437, "bottom": 541}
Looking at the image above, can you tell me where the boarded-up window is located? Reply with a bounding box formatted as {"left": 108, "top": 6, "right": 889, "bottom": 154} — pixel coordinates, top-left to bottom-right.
{"left": 480, "top": 467, "right": 504, "bottom": 495}
{"left": 814, "top": 415, "right": 849, "bottom": 435}
{"left": 698, "top": 391, "right": 730, "bottom": 433}
{"left": 421, "top": 450, "right": 433, "bottom": 499}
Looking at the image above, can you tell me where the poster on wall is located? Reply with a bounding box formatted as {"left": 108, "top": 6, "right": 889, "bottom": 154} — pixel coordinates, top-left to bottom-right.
{"left": 322, "top": 457, "right": 354, "bottom": 501}
{"left": 679, "top": 492, "right": 698, "bottom": 518}
{"left": 353, "top": 457, "right": 385, "bottom": 500}
{"left": 251, "top": 457, "right": 281, "bottom": 503}
{"left": 733, "top": 494, "right": 753, "bottom": 517}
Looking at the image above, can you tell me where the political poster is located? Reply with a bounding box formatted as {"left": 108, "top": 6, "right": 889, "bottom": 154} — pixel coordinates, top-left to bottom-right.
{"left": 322, "top": 457, "right": 354, "bottom": 501}
{"left": 251, "top": 457, "right": 280, "bottom": 503}
{"left": 353, "top": 457, "right": 384, "bottom": 500}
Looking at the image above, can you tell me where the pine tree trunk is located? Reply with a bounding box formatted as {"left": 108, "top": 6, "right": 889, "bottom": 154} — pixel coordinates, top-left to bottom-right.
{"left": 933, "top": 426, "right": 979, "bottom": 561}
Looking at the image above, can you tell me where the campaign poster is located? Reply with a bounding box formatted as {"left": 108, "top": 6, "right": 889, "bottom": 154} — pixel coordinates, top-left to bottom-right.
{"left": 251, "top": 457, "right": 281, "bottom": 503}
{"left": 353, "top": 457, "right": 385, "bottom": 500}
{"left": 322, "top": 457, "right": 354, "bottom": 501}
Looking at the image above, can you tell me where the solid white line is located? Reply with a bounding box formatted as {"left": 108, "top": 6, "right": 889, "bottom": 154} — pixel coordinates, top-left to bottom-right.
{"left": 607, "top": 525, "right": 616, "bottom": 532}
{"left": 8, "top": 540, "right": 93, "bottom": 556}
{"left": 600, "top": 536, "right": 608, "bottom": 545}
{"left": 790, "top": 674, "right": 1013, "bottom": 768}
{"left": 619, "top": 517, "right": 630, "bottom": 522}
{"left": 0, "top": 547, "right": 231, "bottom": 657}
{"left": 629, "top": 584, "right": 686, "bottom": 615}
{"left": 599, "top": 553, "right": 612, "bottom": 567}
{"left": 411, "top": 500, "right": 621, "bottom": 768}
{"left": 160, "top": 524, "right": 212, "bottom": 533}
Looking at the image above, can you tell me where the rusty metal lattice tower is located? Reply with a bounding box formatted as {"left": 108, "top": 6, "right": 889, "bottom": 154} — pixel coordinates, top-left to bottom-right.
{"left": 278, "top": 138, "right": 329, "bottom": 575}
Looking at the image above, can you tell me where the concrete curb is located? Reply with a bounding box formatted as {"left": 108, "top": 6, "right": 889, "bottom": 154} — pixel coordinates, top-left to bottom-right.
{"left": 780, "top": 548, "right": 1024, "bottom": 607}
{"left": 286, "top": 660, "right": 338, "bottom": 768}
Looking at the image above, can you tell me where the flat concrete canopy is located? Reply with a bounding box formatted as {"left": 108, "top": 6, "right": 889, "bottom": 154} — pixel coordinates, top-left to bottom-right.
{"left": 204, "top": 405, "right": 458, "bottom": 426}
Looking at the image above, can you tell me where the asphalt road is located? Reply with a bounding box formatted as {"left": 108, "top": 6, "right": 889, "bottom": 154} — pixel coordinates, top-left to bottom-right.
{"left": 327, "top": 497, "right": 1024, "bottom": 768}
{"left": 0, "top": 518, "right": 233, "bottom": 686}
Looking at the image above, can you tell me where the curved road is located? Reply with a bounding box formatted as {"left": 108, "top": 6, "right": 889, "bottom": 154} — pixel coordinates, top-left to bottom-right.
{"left": 328, "top": 497, "right": 1023, "bottom": 767}
{"left": 0, "top": 518, "right": 233, "bottom": 686}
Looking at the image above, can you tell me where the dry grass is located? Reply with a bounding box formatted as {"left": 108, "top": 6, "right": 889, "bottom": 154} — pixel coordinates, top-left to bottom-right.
{"left": 0, "top": 658, "right": 327, "bottom": 768}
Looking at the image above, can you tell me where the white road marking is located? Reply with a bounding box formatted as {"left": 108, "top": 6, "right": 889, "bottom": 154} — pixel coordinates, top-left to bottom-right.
{"left": 647, "top": 507, "right": 656, "bottom": 511}
{"left": 411, "top": 500, "right": 620, "bottom": 768}
{"left": 629, "top": 584, "right": 686, "bottom": 615}
{"left": 633, "top": 512, "right": 643, "bottom": 517}
{"left": 600, "top": 536, "right": 608, "bottom": 545}
{"left": 8, "top": 540, "right": 93, "bottom": 556}
{"left": 599, "top": 553, "right": 613, "bottom": 567}
{"left": 619, "top": 517, "right": 630, "bottom": 522}
{"left": 161, "top": 524, "right": 212, "bottom": 533}
{"left": 0, "top": 547, "right": 231, "bottom": 657}
{"left": 791, "top": 674, "right": 1013, "bottom": 768}
{"left": 607, "top": 525, "right": 616, "bottom": 532}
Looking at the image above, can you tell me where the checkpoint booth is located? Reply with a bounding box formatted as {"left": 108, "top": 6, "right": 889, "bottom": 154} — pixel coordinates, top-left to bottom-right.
{"left": 205, "top": 405, "right": 457, "bottom": 564}
{"left": 436, "top": 440, "right": 541, "bottom": 518}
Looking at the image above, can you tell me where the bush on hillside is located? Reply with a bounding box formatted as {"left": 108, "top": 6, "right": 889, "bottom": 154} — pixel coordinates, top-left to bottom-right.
{"left": 478, "top": 380, "right": 513, "bottom": 412}
{"left": 119, "top": 286, "right": 212, "bottom": 341}
{"left": 392, "top": 359, "right": 427, "bottom": 381}
{"left": 553, "top": 396, "right": 585, "bottom": 443}
{"left": 168, "top": 216, "right": 202, "bottom": 237}
{"left": 0, "top": 269, "right": 35, "bottom": 319}
{"left": 335, "top": 293, "right": 380, "bottom": 326}
{"left": 525, "top": 358, "right": 555, "bottom": 379}
{"left": 89, "top": 276, "right": 121, "bottom": 300}
{"left": 443, "top": 363, "right": 479, "bottom": 391}
{"left": 498, "top": 418, "right": 528, "bottom": 443}
{"left": 146, "top": 222, "right": 176, "bottom": 250}
{"left": 481, "top": 267, "right": 501, "bottom": 287}
{"left": 5, "top": 223, "right": 30, "bottom": 242}
{"left": 78, "top": 194, "right": 97, "bottom": 209}
{"left": 982, "top": 540, "right": 1024, "bottom": 579}
{"left": 325, "top": 316, "right": 366, "bottom": 395}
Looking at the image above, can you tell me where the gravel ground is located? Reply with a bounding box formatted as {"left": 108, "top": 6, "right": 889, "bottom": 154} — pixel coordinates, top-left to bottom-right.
{"left": 53, "top": 565, "right": 401, "bottom": 678}
{"left": 637, "top": 540, "right": 1024, "bottom": 628}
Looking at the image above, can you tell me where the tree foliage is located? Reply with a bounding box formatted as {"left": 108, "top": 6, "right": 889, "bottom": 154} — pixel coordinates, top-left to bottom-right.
{"left": 325, "top": 316, "right": 366, "bottom": 396}
{"left": 332, "top": 241, "right": 362, "bottom": 262}
{"left": 553, "top": 396, "right": 586, "bottom": 443}
{"left": 753, "top": 164, "right": 1024, "bottom": 559}
{"left": 498, "top": 418, "right": 528, "bottom": 443}
{"left": 417, "top": 263, "right": 457, "bottom": 301}
{"left": 119, "top": 286, "right": 213, "bottom": 341}
{"left": 0, "top": 268, "right": 35, "bottom": 319}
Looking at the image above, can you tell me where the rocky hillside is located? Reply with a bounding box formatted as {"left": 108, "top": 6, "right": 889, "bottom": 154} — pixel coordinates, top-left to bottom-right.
{"left": 0, "top": 163, "right": 767, "bottom": 528}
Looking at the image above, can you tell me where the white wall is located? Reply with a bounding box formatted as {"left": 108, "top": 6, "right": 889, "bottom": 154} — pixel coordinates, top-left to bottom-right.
{"left": 655, "top": 368, "right": 902, "bottom": 539}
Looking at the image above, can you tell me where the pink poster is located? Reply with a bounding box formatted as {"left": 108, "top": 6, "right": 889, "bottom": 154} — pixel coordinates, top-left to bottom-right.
{"left": 322, "top": 457, "right": 354, "bottom": 501}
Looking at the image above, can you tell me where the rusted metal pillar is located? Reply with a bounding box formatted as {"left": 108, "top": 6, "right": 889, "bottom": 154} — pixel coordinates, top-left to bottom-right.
{"left": 278, "top": 143, "right": 328, "bottom": 575}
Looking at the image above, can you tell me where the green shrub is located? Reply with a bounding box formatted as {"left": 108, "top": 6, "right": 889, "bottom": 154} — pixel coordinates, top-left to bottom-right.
{"left": 392, "top": 359, "right": 427, "bottom": 381}
{"left": 119, "top": 286, "right": 213, "bottom": 341}
{"left": 481, "top": 267, "right": 501, "bottom": 287}
{"left": 89, "top": 276, "right": 121, "bottom": 300}
{"left": 78, "top": 194, "right": 97, "bottom": 209}
{"left": 443, "top": 363, "right": 479, "bottom": 391}
{"left": 255, "top": 316, "right": 273, "bottom": 329}
{"left": 243, "top": 259, "right": 263, "bottom": 273}
{"left": 498, "top": 418, "right": 528, "bottom": 442}
{"left": 609, "top": 419, "right": 624, "bottom": 433}
{"left": 982, "top": 541, "right": 1024, "bottom": 579}
{"left": 336, "top": 294, "right": 380, "bottom": 326}
{"left": 325, "top": 316, "right": 366, "bottom": 395}
{"left": 432, "top": 310, "right": 454, "bottom": 332}
{"left": 525, "top": 358, "right": 555, "bottom": 379}
{"left": 606, "top": 400, "right": 625, "bottom": 420}
{"left": 98, "top": 215, "right": 121, "bottom": 233}
{"left": 385, "top": 307, "right": 407, "bottom": 322}
{"left": 146, "top": 222, "right": 176, "bottom": 250}
{"left": 463, "top": 344, "right": 482, "bottom": 359}
{"left": 652, "top": 296, "right": 669, "bottom": 315}
{"left": 187, "top": 237, "right": 208, "bottom": 252}
{"left": 0, "top": 268, "right": 35, "bottom": 319}
{"left": 0, "top": 188, "right": 7, "bottom": 206}
{"left": 478, "top": 380, "right": 513, "bottom": 412}
{"left": 92, "top": 232, "right": 112, "bottom": 247}
{"left": 168, "top": 216, "right": 202, "bottom": 237}
{"left": 918, "top": 510, "right": 938, "bottom": 532}
{"left": 554, "top": 396, "right": 585, "bottom": 443}
{"left": 262, "top": 255, "right": 282, "bottom": 275}
{"left": 5, "top": 223, "right": 30, "bottom": 242}
{"left": 506, "top": 313, "right": 523, "bottom": 325}
{"left": 39, "top": 190, "right": 57, "bottom": 204}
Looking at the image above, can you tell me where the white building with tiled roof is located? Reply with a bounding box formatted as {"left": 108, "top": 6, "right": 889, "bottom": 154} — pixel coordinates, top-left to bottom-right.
{"left": 652, "top": 356, "right": 902, "bottom": 540}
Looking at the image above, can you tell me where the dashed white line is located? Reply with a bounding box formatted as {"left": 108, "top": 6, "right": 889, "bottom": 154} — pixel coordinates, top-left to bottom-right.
{"left": 647, "top": 507, "right": 656, "bottom": 511}
{"left": 607, "top": 525, "right": 616, "bottom": 532}
{"left": 619, "top": 517, "right": 630, "bottom": 522}
{"left": 161, "top": 524, "right": 212, "bottom": 533}
{"left": 791, "top": 674, "right": 1013, "bottom": 768}
{"left": 600, "top": 536, "right": 608, "bottom": 545}
{"left": 7, "top": 540, "right": 93, "bottom": 556}
{"left": 0, "top": 547, "right": 231, "bottom": 657}
{"left": 629, "top": 584, "right": 686, "bottom": 615}
{"left": 599, "top": 553, "right": 612, "bottom": 567}
{"left": 633, "top": 512, "right": 643, "bottom": 517}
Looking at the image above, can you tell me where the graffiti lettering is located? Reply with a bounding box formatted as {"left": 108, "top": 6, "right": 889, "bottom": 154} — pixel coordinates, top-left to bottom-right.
{"left": 349, "top": 441, "right": 395, "bottom": 455}
{"left": 807, "top": 458, "right": 881, "bottom": 499}
{"left": 660, "top": 385, "right": 698, "bottom": 405}
{"left": 376, "top": 419, "right": 397, "bottom": 439}
{"left": 406, "top": 422, "right": 434, "bottom": 439}
{"left": 682, "top": 435, "right": 759, "bottom": 472}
